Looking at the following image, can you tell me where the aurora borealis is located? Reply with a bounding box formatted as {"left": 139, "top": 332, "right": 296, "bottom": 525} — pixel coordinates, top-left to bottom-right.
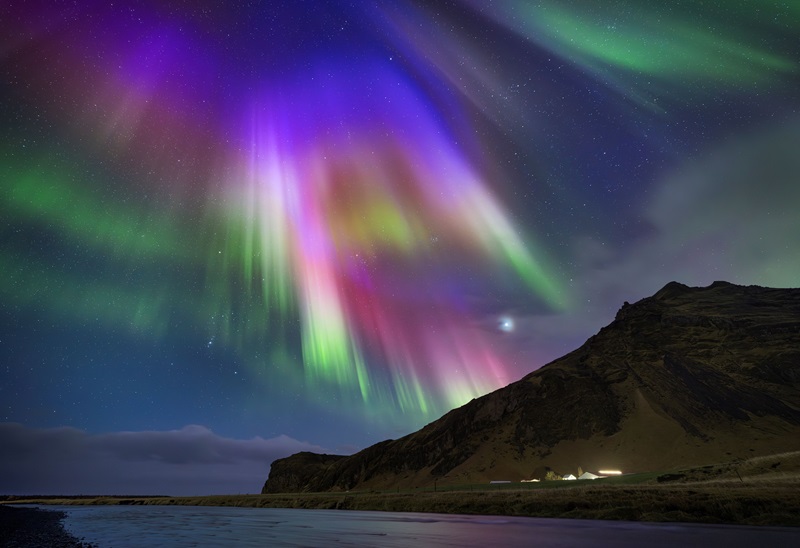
{"left": 2, "top": 1, "right": 800, "bottom": 495}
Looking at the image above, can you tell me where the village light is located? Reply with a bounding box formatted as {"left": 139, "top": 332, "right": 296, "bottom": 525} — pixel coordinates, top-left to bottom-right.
{"left": 598, "top": 470, "right": 622, "bottom": 475}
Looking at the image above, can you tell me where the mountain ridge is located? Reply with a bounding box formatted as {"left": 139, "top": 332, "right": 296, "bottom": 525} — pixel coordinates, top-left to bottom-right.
{"left": 263, "top": 281, "right": 800, "bottom": 493}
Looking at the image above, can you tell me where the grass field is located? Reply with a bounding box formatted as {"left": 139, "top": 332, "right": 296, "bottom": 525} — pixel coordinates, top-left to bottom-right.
{"left": 4, "top": 452, "right": 800, "bottom": 526}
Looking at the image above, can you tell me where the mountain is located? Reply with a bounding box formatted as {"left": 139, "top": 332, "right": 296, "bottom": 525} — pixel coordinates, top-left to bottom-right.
{"left": 262, "top": 281, "right": 800, "bottom": 493}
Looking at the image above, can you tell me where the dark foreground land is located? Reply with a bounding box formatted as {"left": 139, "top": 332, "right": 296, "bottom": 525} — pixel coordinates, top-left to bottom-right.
{"left": 0, "top": 506, "right": 96, "bottom": 548}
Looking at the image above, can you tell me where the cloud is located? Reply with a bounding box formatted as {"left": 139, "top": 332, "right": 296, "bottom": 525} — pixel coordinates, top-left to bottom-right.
{"left": 512, "top": 119, "right": 800, "bottom": 374}
{"left": 0, "top": 423, "right": 326, "bottom": 496}
{"left": 592, "top": 118, "right": 800, "bottom": 297}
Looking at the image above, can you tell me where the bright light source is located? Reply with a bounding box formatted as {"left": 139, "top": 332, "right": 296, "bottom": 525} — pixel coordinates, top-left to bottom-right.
{"left": 598, "top": 470, "right": 622, "bottom": 475}
{"left": 498, "top": 316, "right": 514, "bottom": 332}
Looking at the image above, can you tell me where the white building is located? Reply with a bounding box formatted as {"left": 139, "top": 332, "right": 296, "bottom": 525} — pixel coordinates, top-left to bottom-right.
{"left": 578, "top": 472, "right": 601, "bottom": 480}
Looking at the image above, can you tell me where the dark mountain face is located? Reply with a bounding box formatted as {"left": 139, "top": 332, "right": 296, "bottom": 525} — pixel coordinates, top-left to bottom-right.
{"left": 263, "top": 282, "right": 800, "bottom": 493}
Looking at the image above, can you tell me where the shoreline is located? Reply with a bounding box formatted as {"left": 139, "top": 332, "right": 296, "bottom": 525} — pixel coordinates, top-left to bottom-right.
{"left": 0, "top": 505, "right": 97, "bottom": 547}
{"left": 5, "top": 481, "right": 800, "bottom": 527}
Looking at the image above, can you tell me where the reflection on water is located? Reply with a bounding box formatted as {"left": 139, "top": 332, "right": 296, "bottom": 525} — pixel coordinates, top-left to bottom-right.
{"left": 41, "top": 505, "right": 800, "bottom": 547}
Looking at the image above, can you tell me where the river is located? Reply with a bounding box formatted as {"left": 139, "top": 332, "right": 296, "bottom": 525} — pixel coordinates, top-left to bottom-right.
{"left": 39, "top": 505, "right": 800, "bottom": 547}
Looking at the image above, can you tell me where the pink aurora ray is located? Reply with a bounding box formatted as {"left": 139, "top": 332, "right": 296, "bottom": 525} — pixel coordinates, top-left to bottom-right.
{"left": 220, "top": 61, "right": 562, "bottom": 412}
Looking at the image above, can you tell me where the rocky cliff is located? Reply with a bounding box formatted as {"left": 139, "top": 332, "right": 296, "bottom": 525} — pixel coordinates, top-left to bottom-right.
{"left": 263, "top": 281, "right": 800, "bottom": 493}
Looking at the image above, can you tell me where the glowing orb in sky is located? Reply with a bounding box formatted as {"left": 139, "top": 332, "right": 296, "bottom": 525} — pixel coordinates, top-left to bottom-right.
{"left": 499, "top": 317, "right": 515, "bottom": 333}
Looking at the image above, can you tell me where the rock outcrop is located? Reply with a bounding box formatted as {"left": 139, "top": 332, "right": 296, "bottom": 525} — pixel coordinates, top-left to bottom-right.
{"left": 263, "top": 281, "right": 800, "bottom": 493}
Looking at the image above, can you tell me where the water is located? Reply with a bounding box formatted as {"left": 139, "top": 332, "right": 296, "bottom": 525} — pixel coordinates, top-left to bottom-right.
{"left": 38, "top": 505, "right": 800, "bottom": 547}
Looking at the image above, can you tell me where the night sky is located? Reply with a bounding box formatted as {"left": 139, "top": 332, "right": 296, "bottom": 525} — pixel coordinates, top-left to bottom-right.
{"left": 2, "top": 1, "right": 799, "bottom": 495}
